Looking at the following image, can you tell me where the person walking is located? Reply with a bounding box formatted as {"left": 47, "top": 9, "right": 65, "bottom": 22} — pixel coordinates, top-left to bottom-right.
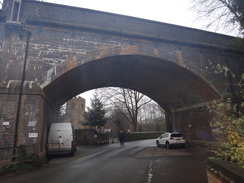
{"left": 119, "top": 131, "right": 125, "bottom": 146}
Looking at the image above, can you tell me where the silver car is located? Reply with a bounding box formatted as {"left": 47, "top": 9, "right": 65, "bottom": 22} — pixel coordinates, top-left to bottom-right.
{"left": 156, "top": 132, "right": 185, "bottom": 149}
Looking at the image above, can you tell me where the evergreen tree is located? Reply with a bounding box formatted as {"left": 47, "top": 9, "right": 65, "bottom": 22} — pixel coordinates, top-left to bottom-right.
{"left": 85, "top": 93, "right": 107, "bottom": 127}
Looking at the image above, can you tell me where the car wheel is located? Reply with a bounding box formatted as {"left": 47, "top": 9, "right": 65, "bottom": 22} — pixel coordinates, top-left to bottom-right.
{"left": 156, "top": 141, "right": 161, "bottom": 147}
{"left": 166, "top": 142, "right": 170, "bottom": 149}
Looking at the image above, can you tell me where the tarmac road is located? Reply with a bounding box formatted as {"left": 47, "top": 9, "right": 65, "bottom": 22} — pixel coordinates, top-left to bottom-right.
{"left": 0, "top": 139, "right": 212, "bottom": 183}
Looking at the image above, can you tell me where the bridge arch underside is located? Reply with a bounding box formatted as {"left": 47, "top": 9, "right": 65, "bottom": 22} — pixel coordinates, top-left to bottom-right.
{"left": 44, "top": 55, "right": 220, "bottom": 112}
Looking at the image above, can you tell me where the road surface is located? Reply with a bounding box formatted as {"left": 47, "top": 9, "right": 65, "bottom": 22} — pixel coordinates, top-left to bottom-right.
{"left": 0, "top": 139, "right": 211, "bottom": 183}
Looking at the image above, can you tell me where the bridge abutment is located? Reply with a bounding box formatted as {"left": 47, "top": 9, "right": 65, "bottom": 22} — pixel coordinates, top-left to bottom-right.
{"left": 167, "top": 105, "right": 214, "bottom": 146}
{"left": 0, "top": 81, "right": 57, "bottom": 156}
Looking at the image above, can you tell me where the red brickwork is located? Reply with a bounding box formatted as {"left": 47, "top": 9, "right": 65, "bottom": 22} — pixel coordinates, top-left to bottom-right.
{"left": 207, "top": 167, "right": 235, "bottom": 183}
{"left": 170, "top": 106, "right": 214, "bottom": 144}
{"left": 206, "top": 158, "right": 244, "bottom": 183}
{"left": 0, "top": 93, "right": 50, "bottom": 155}
{"left": 0, "top": 0, "right": 243, "bottom": 153}
{"left": 0, "top": 94, "right": 18, "bottom": 147}
{"left": 17, "top": 95, "right": 41, "bottom": 146}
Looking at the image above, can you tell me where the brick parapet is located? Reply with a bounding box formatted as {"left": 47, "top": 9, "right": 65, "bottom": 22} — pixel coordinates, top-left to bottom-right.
{"left": 20, "top": 0, "right": 243, "bottom": 51}
{"left": 206, "top": 158, "right": 244, "bottom": 183}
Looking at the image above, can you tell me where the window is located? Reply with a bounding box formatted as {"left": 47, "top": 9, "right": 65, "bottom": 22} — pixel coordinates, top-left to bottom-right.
{"left": 10, "top": 0, "right": 22, "bottom": 22}
{"left": 0, "top": 1, "right": 3, "bottom": 10}
{"left": 171, "top": 134, "right": 182, "bottom": 137}
{"left": 162, "top": 134, "right": 168, "bottom": 138}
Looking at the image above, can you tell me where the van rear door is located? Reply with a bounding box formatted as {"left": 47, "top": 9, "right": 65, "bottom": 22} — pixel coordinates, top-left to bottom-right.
{"left": 49, "top": 128, "right": 61, "bottom": 150}
{"left": 59, "top": 131, "right": 72, "bottom": 149}
{"left": 47, "top": 123, "right": 75, "bottom": 155}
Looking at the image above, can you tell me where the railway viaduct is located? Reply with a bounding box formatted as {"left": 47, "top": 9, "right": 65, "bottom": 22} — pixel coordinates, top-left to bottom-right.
{"left": 0, "top": 0, "right": 243, "bottom": 155}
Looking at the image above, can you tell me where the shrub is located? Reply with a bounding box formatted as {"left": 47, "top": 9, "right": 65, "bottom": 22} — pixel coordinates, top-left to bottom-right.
{"left": 208, "top": 69, "right": 244, "bottom": 168}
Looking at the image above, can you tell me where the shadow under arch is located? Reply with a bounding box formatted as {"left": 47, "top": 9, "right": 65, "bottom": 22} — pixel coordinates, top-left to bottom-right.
{"left": 43, "top": 55, "right": 220, "bottom": 111}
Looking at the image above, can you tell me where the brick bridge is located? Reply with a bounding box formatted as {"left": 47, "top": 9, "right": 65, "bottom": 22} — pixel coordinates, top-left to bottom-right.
{"left": 0, "top": 0, "right": 243, "bottom": 155}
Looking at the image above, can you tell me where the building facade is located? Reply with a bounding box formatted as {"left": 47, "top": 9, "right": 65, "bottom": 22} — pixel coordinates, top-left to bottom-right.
{"left": 65, "top": 97, "right": 86, "bottom": 129}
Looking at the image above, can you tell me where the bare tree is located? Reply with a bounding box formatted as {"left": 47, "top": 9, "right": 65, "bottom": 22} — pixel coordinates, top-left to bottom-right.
{"left": 139, "top": 102, "right": 165, "bottom": 123}
{"left": 109, "top": 108, "right": 132, "bottom": 131}
{"left": 191, "top": 0, "right": 244, "bottom": 36}
{"left": 138, "top": 102, "right": 165, "bottom": 132}
{"left": 97, "top": 87, "right": 152, "bottom": 131}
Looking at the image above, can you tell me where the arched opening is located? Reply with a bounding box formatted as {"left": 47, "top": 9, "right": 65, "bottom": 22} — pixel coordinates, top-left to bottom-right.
{"left": 44, "top": 55, "right": 220, "bottom": 111}
{"left": 76, "top": 87, "right": 166, "bottom": 134}
{"left": 43, "top": 55, "right": 220, "bottom": 143}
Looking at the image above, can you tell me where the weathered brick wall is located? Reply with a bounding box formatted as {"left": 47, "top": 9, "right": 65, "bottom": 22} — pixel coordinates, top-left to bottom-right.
{"left": 170, "top": 106, "right": 214, "bottom": 144}
{"left": 0, "top": 0, "right": 239, "bottom": 92}
{"left": 0, "top": 94, "right": 18, "bottom": 147}
{"left": 0, "top": 33, "right": 25, "bottom": 83}
{"left": 17, "top": 95, "right": 41, "bottom": 146}
{"left": 0, "top": 93, "right": 48, "bottom": 152}
{"left": 0, "top": 0, "right": 243, "bottom": 153}
{"left": 1, "top": 0, "right": 242, "bottom": 107}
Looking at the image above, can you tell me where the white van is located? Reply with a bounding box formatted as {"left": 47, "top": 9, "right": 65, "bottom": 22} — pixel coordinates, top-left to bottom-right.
{"left": 47, "top": 123, "right": 76, "bottom": 156}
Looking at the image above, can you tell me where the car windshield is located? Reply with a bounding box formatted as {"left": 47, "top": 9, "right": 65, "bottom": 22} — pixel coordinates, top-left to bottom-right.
{"left": 171, "top": 134, "right": 182, "bottom": 137}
